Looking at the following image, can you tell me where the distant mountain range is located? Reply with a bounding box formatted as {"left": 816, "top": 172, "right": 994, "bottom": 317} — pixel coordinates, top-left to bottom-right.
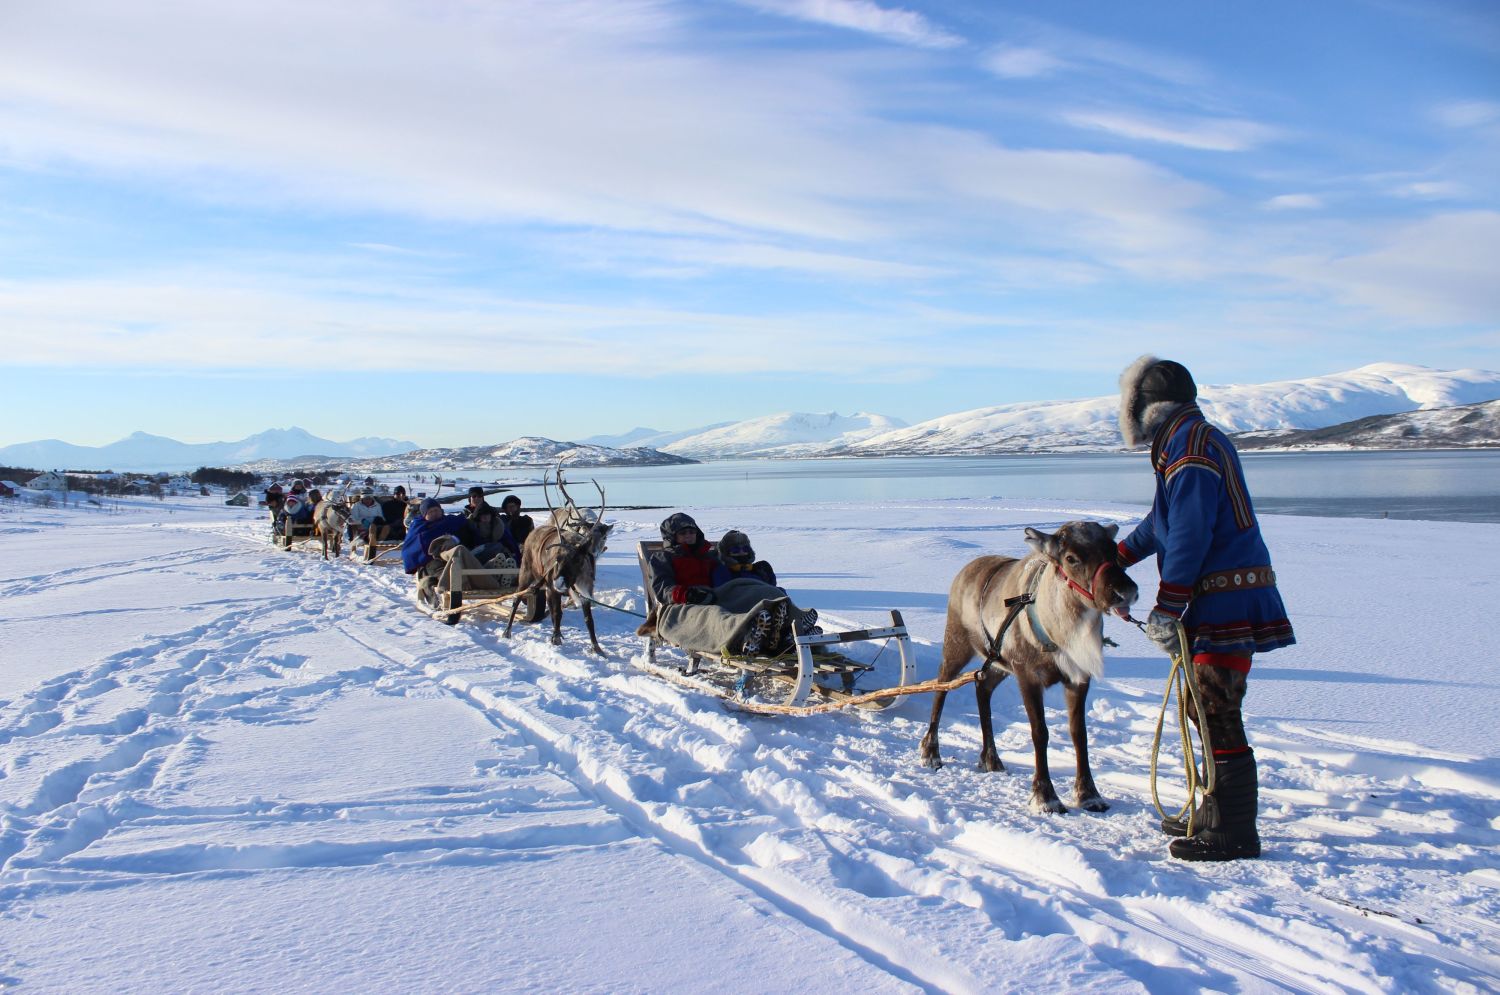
{"left": 6, "top": 364, "right": 1498, "bottom": 473}
{"left": 598, "top": 363, "right": 1500, "bottom": 458}
{"left": 1235, "top": 397, "right": 1500, "bottom": 450}
{"left": 0, "top": 427, "right": 420, "bottom": 473}
{"left": 236, "top": 437, "right": 697, "bottom": 474}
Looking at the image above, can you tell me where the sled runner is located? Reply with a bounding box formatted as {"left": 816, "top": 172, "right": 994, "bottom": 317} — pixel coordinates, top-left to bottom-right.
{"left": 273, "top": 516, "right": 320, "bottom": 551}
{"left": 635, "top": 540, "right": 915, "bottom": 708}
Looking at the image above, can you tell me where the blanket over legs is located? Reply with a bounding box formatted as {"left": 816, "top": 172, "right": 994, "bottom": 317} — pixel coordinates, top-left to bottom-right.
{"left": 656, "top": 577, "right": 793, "bottom": 655}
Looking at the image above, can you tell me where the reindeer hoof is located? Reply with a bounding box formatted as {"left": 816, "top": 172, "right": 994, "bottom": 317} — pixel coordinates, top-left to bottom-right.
{"left": 976, "top": 752, "right": 1005, "bottom": 774}
{"left": 919, "top": 750, "right": 943, "bottom": 771}
{"left": 1030, "top": 793, "right": 1067, "bottom": 815}
{"left": 1076, "top": 792, "right": 1109, "bottom": 812}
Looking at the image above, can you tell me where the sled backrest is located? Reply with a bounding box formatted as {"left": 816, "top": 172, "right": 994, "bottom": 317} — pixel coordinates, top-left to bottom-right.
{"left": 637, "top": 540, "right": 664, "bottom": 613}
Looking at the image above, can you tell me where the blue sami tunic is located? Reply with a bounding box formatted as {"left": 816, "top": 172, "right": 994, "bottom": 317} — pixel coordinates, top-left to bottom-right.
{"left": 1119, "top": 404, "right": 1296, "bottom": 659}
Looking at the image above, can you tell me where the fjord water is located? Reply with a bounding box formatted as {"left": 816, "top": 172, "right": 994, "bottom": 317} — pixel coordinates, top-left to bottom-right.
{"left": 554, "top": 450, "right": 1500, "bottom": 523}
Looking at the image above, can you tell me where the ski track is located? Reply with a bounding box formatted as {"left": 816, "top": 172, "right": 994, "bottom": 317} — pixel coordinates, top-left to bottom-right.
{"left": 1, "top": 514, "right": 1497, "bottom": 992}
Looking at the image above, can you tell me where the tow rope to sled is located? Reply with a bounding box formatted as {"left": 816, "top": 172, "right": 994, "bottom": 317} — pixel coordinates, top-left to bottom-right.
{"left": 1126, "top": 616, "right": 1217, "bottom": 835}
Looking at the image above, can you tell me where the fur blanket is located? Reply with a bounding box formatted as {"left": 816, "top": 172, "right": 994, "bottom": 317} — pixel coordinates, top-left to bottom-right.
{"left": 655, "top": 576, "right": 791, "bottom": 655}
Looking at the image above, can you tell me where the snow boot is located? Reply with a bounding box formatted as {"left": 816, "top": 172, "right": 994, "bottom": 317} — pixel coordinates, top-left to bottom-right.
{"left": 793, "top": 607, "right": 819, "bottom": 635}
{"left": 1159, "top": 804, "right": 1204, "bottom": 838}
{"left": 1168, "top": 750, "right": 1261, "bottom": 862}
{"left": 741, "top": 608, "right": 776, "bottom": 656}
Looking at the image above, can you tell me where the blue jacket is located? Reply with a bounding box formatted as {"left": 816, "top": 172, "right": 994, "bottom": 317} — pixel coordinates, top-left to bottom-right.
{"left": 401, "top": 513, "right": 468, "bottom": 574}
{"left": 1120, "top": 404, "right": 1295, "bottom": 658}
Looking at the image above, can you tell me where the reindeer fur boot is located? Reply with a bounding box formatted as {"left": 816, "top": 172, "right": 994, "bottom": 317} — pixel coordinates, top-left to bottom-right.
{"left": 1168, "top": 750, "right": 1261, "bottom": 861}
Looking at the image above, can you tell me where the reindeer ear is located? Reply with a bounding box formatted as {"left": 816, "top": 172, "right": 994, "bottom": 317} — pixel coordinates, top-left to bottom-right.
{"left": 1023, "top": 527, "right": 1057, "bottom": 558}
{"left": 1104, "top": 523, "right": 1119, "bottom": 540}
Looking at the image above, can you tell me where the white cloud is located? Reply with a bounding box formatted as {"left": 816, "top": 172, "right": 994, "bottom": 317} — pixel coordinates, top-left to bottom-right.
{"left": 0, "top": 0, "right": 1213, "bottom": 275}
{"left": 1264, "top": 194, "right": 1323, "bottom": 211}
{"left": 1434, "top": 100, "right": 1500, "bottom": 128}
{"left": 1391, "top": 180, "right": 1466, "bottom": 200}
{"left": 735, "top": 0, "right": 962, "bottom": 49}
{"left": 1063, "top": 110, "right": 1280, "bottom": 152}
{"left": 1267, "top": 211, "right": 1500, "bottom": 325}
{"left": 983, "top": 46, "right": 1063, "bottom": 79}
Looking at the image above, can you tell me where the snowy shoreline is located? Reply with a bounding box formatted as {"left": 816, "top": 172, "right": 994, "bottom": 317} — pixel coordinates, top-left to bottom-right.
{"left": 2, "top": 493, "right": 1496, "bottom": 991}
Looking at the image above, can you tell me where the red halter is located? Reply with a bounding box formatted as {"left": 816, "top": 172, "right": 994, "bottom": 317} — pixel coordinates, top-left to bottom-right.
{"left": 1055, "top": 560, "right": 1112, "bottom": 606}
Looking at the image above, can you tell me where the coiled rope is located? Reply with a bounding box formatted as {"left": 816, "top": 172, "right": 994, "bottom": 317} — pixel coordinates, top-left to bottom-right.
{"left": 1144, "top": 618, "right": 1217, "bottom": 835}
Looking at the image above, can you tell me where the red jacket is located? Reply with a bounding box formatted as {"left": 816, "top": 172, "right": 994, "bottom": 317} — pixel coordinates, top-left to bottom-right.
{"left": 649, "top": 541, "right": 719, "bottom": 604}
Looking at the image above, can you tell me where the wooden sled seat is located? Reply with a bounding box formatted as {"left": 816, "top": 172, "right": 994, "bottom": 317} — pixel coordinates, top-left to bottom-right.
{"left": 635, "top": 539, "right": 913, "bottom": 707}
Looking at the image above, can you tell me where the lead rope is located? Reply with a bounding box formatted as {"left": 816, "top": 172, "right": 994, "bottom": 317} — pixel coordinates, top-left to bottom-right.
{"left": 1142, "top": 618, "right": 1217, "bottom": 834}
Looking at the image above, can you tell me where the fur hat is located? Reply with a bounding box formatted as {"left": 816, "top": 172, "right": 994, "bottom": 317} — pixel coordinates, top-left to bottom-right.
{"left": 659, "top": 512, "right": 701, "bottom": 546}
{"left": 1119, "top": 355, "right": 1197, "bottom": 448}
{"left": 718, "top": 530, "right": 754, "bottom": 565}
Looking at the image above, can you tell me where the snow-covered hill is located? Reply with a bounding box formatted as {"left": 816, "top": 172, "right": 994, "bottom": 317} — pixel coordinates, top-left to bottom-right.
{"left": 843, "top": 362, "right": 1500, "bottom": 455}
{"left": 0, "top": 427, "right": 420, "bottom": 472}
{"left": 236, "top": 436, "right": 697, "bottom": 473}
{"left": 1236, "top": 397, "right": 1500, "bottom": 449}
{"left": 657, "top": 412, "right": 909, "bottom": 458}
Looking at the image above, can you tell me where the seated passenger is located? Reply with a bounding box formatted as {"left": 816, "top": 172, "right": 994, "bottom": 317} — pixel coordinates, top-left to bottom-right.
{"left": 500, "top": 494, "right": 535, "bottom": 547}
{"left": 647, "top": 513, "right": 813, "bottom": 656}
{"left": 711, "top": 530, "right": 777, "bottom": 587}
{"left": 401, "top": 499, "right": 502, "bottom": 609}
{"left": 378, "top": 486, "right": 410, "bottom": 540}
{"left": 347, "top": 488, "right": 389, "bottom": 553}
{"left": 284, "top": 480, "right": 314, "bottom": 525}
{"left": 461, "top": 504, "right": 521, "bottom": 567}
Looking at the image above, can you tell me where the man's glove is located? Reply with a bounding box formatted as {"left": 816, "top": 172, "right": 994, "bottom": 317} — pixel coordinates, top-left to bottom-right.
{"left": 685, "top": 586, "right": 716, "bottom": 605}
{"left": 1145, "top": 609, "right": 1184, "bottom": 656}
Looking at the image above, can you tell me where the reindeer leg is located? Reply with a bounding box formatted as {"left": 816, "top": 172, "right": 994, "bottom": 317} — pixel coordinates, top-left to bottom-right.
{"left": 549, "top": 590, "right": 564, "bottom": 645}
{"left": 582, "top": 602, "right": 605, "bottom": 656}
{"left": 504, "top": 585, "right": 529, "bottom": 638}
{"left": 1017, "top": 671, "right": 1065, "bottom": 814}
{"left": 1065, "top": 678, "right": 1108, "bottom": 812}
{"left": 974, "top": 669, "right": 1008, "bottom": 773}
{"left": 920, "top": 620, "right": 973, "bottom": 770}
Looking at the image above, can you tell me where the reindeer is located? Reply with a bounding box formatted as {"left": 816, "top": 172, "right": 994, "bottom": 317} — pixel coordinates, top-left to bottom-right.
{"left": 504, "top": 468, "right": 612, "bottom": 654}
{"left": 920, "top": 522, "right": 1138, "bottom": 814}
{"left": 313, "top": 489, "right": 352, "bottom": 560}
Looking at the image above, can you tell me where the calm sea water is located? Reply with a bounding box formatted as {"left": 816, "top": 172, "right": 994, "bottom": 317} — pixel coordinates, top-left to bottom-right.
{"left": 507, "top": 450, "right": 1500, "bottom": 524}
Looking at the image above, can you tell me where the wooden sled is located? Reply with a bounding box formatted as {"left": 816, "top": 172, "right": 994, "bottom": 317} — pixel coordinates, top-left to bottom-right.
{"left": 417, "top": 562, "right": 545, "bottom": 627}
{"left": 635, "top": 540, "right": 914, "bottom": 708}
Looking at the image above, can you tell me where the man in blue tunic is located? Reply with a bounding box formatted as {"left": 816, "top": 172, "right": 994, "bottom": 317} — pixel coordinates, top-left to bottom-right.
{"left": 1117, "top": 356, "right": 1296, "bottom": 861}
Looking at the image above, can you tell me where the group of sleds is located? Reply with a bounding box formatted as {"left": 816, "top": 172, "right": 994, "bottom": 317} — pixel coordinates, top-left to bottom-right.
{"left": 261, "top": 469, "right": 916, "bottom": 711}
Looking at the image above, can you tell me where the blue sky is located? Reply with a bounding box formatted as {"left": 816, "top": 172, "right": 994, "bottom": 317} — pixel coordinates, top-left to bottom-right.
{"left": 1, "top": 0, "right": 1496, "bottom": 449}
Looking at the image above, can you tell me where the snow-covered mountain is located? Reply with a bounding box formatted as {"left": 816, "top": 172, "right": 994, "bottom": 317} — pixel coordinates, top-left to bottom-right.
{"left": 236, "top": 436, "right": 697, "bottom": 474}
{"left": 658, "top": 412, "right": 909, "bottom": 458}
{"left": 581, "top": 423, "right": 736, "bottom": 451}
{"left": 841, "top": 363, "right": 1500, "bottom": 456}
{"left": 0, "top": 427, "right": 420, "bottom": 472}
{"left": 1235, "top": 397, "right": 1500, "bottom": 450}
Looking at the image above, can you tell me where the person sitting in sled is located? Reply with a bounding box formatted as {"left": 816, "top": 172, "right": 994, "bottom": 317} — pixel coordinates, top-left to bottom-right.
{"left": 1116, "top": 355, "right": 1296, "bottom": 863}
{"left": 646, "top": 514, "right": 814, "bottom": 656}
{"left": 401, "top": 498, "right": 503, "bottom": 610}
{"left": 347, "top": 488, "right": 390, "bottom": 554}
{"left": 500, "top": 494, "right": 535, "bottom": 547}
{"left": 379, "top": 486, "right": 409, "bottom": 541}
{"left": 710, "top": 530, "right": 777, "bottom": 587}
{"left": 462, "top": 502, "right": 521, "bottom": 567}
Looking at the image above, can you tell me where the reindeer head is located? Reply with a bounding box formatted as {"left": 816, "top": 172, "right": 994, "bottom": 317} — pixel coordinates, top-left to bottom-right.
{"left": 1024, "top": 521, "right": 1138, "bottom": 612}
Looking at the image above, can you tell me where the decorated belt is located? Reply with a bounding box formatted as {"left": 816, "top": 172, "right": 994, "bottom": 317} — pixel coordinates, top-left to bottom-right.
{"left": 1196, "top": 567, "right": 1276, "bottom": 596}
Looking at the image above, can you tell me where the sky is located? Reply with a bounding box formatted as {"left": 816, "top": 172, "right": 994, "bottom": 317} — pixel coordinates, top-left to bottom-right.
{"left": 0, "top": 0, "right": 1497, "bottom": 449}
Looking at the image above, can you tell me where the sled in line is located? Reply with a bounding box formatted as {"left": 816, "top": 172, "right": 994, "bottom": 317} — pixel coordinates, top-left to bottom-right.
{"left": 415, "top": 562, "right": 545, "bottom": 627}
{"left": 634, "top": 540, "right": 915, "bottom": 708}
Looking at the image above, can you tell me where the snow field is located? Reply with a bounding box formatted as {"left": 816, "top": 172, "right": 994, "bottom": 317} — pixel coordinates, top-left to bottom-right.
{"left": 1, "top": 495, "right": 1497, "bottom": 992}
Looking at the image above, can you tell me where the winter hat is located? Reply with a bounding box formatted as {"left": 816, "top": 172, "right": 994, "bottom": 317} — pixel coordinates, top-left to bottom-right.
{"left": 718, "top": 530, "right": 755, "bottom": 565}
{"left": 468, "top": 486, "right": 485, "bottom": 497}
{"left": 419, "top": 498, "right": 442, "bottom": 515}
{"left": 1119, "top": 355, "right": 1197, "bottom": 447}
{"left": 501, "top": 494, "right": 521, "bottom": 510}
{"left": 659, "top": 512, "right": 701, "bottom": 546}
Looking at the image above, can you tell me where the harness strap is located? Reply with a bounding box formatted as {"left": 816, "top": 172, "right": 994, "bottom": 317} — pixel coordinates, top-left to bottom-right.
{"left": 1025, "top": 561, "right": 1060, "bottom": 652}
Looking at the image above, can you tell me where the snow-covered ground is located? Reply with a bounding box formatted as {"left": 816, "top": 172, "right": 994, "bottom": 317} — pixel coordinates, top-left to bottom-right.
{"left": 2, "top": 493, "right": 1497, "bottom": 992}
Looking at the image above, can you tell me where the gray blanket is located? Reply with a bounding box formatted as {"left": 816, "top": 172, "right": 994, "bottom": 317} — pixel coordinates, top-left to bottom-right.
{"left": 657, "top": 577, "right": 790, "bottom": 655}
